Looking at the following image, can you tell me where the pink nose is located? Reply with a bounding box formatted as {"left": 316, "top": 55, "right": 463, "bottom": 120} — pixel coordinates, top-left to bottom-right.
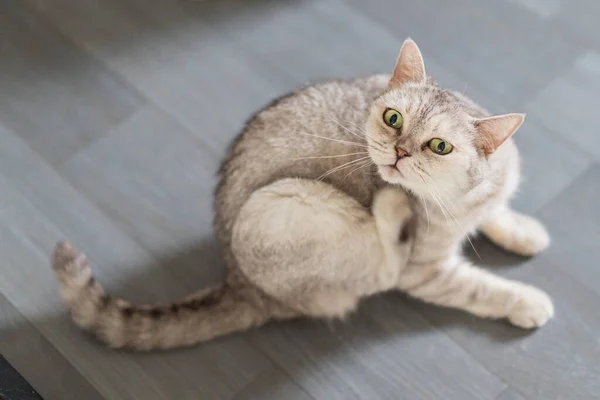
{"left": 396, "top": 147, "right": 409, "bottom": 158}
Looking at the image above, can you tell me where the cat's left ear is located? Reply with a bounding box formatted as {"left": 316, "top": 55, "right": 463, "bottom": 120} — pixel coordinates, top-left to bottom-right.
{"left": 389, "top": 38, "right": 426, "bottom": 88}
{"left": 474, "top": 113, "right": 526, "bottom": 156}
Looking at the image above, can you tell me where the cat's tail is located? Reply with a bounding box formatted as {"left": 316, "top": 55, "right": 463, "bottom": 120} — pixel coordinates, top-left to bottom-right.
{"left": 51, "top": 241, "right": 278, "bottom": 351}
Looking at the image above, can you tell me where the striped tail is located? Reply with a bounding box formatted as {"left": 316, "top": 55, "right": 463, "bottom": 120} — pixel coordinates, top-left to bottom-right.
{"left": 51, "top": 241, "right": 274, "bottom": 350}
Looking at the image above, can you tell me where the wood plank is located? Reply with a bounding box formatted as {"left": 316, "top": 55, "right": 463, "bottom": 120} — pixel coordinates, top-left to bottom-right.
{"left": 2, "top": 0, "right": 599, "bottom": 398}
{"left": 408, "top": 262, "right": 600, "bottom": 400}
{"left": 525, "top": 53, "right": 600, "bottom": 162}
{"left": 537, "top": 165, "right": 600, "bottom": 297}
{"left": 504, "top": 0, "right": 561, "bottom": 19}
{"left": 249, "top": 296, "right": 507, "bottom": 400}
{"left": 496, "top": 388, "right": 527, "bottom": 400}
{"left": 0, "top": 123, "right": 273, "bottom": 400}
{"left": 60, "top": 105, "right": 224, "bottom": 287}
{"left": 0, "top": 0, "right": 144, "bottom": 166}
{"left": 233, "top": 368, "right": 314, "bottom": 400}
{"left": 22, "top": 0, "right": 276, "bottom": 153}
{"left": 346, "top": 0, "right": 583, "bottom": 108}
{"left": 0, "top": 294, "right": 104, "bottom": 400}
{"left": 510, "top": 116, "right": 595, "bottom": 214}
{"left": 410, "top": 166, "right": 600, "bottom": 400}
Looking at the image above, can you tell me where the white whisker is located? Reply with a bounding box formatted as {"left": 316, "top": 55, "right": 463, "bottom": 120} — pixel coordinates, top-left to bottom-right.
{"left": 324, "top": 115, "right": 366, "bottom": 141}
{"left": 431, "top": 184, "right": 480, "bottom": 259}
{"left": 414, "top": 168, "right": 458, "bottom": 236}
{"left": 421, "top": 176, "right": 480, "bottom": 260}
{"left": 345, "top": 120, "right": 368, "bottom": 136}
{"left": 340, "top": 160, "right": 373, "bottom": 185}
{"left": 292, "top": 151, "right": 368, "bottom": 161}
{"left": 317, "top": 156, "right": 371, "bottom": 181}
{"left": 297, "top": 131, "right": 368, "bottom": 149}
{"left": 429, "top": 188, "right": 456, "bottom": 235}
{"left": 419, "top": 193, "right": 430, "bottom": 235}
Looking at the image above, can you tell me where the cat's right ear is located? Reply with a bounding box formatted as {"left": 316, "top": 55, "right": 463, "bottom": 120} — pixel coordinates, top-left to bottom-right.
{"left": 389, "top": 38, "right": 426, "bottom": 88}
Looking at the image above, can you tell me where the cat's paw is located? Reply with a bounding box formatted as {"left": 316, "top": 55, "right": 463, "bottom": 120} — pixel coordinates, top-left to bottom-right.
{"left": 481, "top": 211, "right": 550, "bottom": 257}
{"left": 507, "top": 284, "right": 554, "bottom": 329}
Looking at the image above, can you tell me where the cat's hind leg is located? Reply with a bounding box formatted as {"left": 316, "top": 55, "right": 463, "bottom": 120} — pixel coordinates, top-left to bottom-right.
{"left": 231, "top": 179, "right": 413, "bottom": 319}
{"left": 372, "top": 186, "right": 414, "bottom": 266}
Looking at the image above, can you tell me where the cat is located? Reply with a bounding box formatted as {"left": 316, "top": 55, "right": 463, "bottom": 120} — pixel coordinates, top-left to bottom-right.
{"left": 51, "top": 38, "right": 553, "bottom": 350}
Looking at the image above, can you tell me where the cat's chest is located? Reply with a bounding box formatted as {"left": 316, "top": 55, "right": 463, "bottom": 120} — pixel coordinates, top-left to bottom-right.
{"left": 409, "top": 200, "right": 483, "bottom": 257}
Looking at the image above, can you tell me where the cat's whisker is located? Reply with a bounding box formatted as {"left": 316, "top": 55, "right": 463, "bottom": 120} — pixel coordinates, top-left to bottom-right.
{"left": 346, "top": 120, "right": 369, "bottom": 137}
{"left": 324, "top": 115, "right": 366, "bottom": 141}
{"left": 367, "top": 143, "right": 389, "bottom": 154}
{"left": 419, "top": 173, "right": 459, "bottom": 224}
{"left": 292, "top": 151, "right": 368, "bottom": 161}
{"left": 427, "top": 187, "right": 457, "bottom": 235}
{"left": 425, "top": 176, "right": 467, "bottom": 213}
{"left": 317, "top": 156, "right": 372, "bottom": 181}
{"left": 437, "top": 195, "right": 479, "bottom": 259}
{"left": 413, "top": 170, "right": 431, "bottom": 235}
{"left": 415, "top": 169, "right": 460, "bottom": 237}
{"left": 430, "top": 183, "right": 481, "bottom": 259}
{"left": 339, "top": 160, "right": 373, "bottom": 185}
{"left": 318, "top": 159, "right": 370, "bottom": 182}
{"left": 368, "top": 139, "right": 388, "bottom": 149}
{"left": 297, "top": 131, "right": 369, "bottom": 149}
{"left": 419, "top": 193, "right": 430, "bottom": 235}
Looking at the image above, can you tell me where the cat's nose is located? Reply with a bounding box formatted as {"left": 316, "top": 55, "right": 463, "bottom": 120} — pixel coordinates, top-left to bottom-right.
{"left": 396, "top": 147, "right": 410, "bottom": 159}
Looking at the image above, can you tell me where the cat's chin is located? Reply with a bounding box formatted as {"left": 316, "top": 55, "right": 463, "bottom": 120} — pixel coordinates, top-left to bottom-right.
{"left": 377, "top": 166, "right": 422, "bottom": 195}
{"left": 378, "top": 165, "right": 403, "bottom": 180}
{"left": 378, "top": 164, "right": 411, "bottom": 184}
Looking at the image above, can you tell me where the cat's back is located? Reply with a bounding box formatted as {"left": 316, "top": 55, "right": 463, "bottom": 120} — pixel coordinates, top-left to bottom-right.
{"left": 214, "top": 75, "right": 389, "bottom": 244}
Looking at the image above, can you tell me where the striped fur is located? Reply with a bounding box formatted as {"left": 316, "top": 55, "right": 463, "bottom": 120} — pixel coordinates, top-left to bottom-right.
{"left": 51, "top": 39, "right": 552, "bottom": 351}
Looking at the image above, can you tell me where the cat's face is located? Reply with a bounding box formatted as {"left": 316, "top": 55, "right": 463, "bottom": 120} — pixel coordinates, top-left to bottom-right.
{"left": 366, "top": 39, "right": 525, "bottom": 200}
{"left": 367, "top": 83, "right": 482, "bottom": 199}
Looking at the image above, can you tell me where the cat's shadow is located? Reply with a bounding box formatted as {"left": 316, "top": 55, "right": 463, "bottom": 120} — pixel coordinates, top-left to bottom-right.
{"left": 8, "top": 234, "right": 534, "bottom": 399}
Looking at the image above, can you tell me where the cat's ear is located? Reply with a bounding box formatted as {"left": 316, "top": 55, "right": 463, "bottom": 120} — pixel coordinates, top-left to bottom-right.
{"left": 389, "top": 38, "right": 426, "bottom": 88}
{"left": 474, "top": 113, "right": 526, "bottom": 155}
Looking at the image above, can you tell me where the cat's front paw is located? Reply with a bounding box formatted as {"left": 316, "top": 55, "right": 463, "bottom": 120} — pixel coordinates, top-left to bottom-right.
{"left": 481, "top": 211, "right": 550, "bottom": 257}
{"left": 507, "top": 284, "right": 554, "bottom": 329}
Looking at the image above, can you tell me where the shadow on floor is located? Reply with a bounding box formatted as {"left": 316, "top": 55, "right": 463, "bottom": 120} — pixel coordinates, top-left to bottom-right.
{"left": 2, "top": 231, "right": 540, "bottom": 399}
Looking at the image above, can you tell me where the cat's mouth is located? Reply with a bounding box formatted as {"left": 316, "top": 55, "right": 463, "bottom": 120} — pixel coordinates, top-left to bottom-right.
{"left": 379, "top": 163, "right": 404, "bottom": 180}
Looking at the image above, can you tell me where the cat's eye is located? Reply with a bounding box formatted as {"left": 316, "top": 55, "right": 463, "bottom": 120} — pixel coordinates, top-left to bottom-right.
{"left": 383, "top": 109, "right": 403, "bottom": 128}
{"left": 428, "top": 138, "right": 453, "bottom": 155}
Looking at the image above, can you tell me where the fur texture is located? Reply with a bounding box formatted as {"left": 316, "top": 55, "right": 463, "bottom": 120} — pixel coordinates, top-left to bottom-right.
{"left": 51, "top": 39, "right": 553, "bottom": 350}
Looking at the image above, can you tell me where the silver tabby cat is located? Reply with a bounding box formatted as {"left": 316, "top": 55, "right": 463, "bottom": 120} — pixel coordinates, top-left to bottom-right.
{"left": 52, "top": 39, "right": 553, "bottom": 350}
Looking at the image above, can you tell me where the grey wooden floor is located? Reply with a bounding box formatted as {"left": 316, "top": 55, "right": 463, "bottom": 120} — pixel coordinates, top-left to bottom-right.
{"left": 0, "top": 0, "right": 598, "bottom": 399}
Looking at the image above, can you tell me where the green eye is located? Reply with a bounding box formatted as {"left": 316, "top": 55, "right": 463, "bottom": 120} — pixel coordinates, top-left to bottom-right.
{"left": 428, "top": 138, "right": 453, "bottom": 155}
{"left": 383, "top": 109, "right": 403, "bottom": 128}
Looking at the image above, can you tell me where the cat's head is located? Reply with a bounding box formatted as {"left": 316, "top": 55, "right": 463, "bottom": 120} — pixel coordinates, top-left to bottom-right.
{"left": 366, "top": 38, "right": 524, "bottom": 200}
